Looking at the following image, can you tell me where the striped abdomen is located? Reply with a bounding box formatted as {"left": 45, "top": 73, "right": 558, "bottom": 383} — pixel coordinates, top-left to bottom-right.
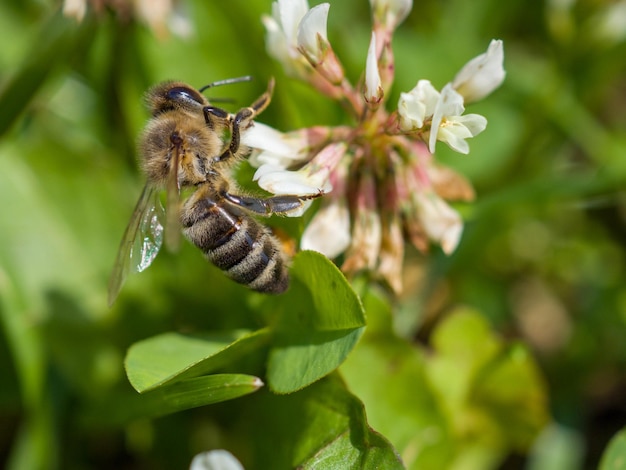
{"left": 181, "top": 195, "right": 289, "bottom": 294}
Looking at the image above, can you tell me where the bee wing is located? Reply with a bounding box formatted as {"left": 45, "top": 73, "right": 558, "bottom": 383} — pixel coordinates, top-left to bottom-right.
{"left": 108, "top": 184, "right": 164, "bottom": 306}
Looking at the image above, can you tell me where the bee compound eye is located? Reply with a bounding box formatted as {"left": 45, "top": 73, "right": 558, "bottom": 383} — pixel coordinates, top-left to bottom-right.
{"left": 166, "top": 87, "right": 204, "bottom": 106}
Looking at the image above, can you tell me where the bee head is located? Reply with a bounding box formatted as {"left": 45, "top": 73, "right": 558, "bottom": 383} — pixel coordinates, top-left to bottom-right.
{"left": 145, "top": 81, "right": 209, "bottom": 116}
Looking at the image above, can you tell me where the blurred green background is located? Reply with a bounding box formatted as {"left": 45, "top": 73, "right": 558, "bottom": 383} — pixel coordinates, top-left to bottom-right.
{"left": 1, "top": 0, "right": 625, "bottom": 468}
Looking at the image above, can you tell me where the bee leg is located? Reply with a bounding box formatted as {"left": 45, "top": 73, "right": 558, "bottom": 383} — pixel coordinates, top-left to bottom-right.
{"left": 202, "top": 106, "right": 229, "bottom": 130}
{"left": 222, "top": 191, "right": 322, "bottom": 216}
{"left": 215, "top": 78, "right": 275, "bottom": 163}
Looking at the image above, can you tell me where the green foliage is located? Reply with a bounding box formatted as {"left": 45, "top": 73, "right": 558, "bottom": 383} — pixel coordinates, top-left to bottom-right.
{"left": 225, "top": 375, "right": 403, "bottom": 469}
{"left": 118, "top": 374, "right": 264, "bottom": 419}
{"left": 125, "top": 251, "right": 365, "bottom": 398}
{"left": 600, "top": 427, "right": 626, "bottom": 470}
{"left": 0, "top": 0, "right": 625, "bottom": 468}
{"left": 342, "top": 294, "right": 549, "bottom": 469}
{"left": 126, "top": 330, "right": 270, "bottom": 393}
{"left": 266, "top": 251, "right": 365, "bottom": 393}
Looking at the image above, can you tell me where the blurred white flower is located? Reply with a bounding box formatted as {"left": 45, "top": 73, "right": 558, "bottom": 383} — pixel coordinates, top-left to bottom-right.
{"left": 414, "top": 192, "right": 463, "bottom": 254}
{"left": 301, "top": 199, "right": 351, "bottom": 258}
{"left": 588, "top": 0, "right": 626, "bottom": 44}
{"left": 452, "top": 39, "right": 506, "bottom": 103}
{"left": 369, "top": 0, "right": 413, "bottom": 29}
{"left": 63, "top": 0, "right": 86, "bottom": 21}
{"left": 263, "top": 0, "right": 311, "bottom": 75}
{"left": 62, "top": 0, "right": 187, "bottom": 38}
{"left": 297, "top": 3, "right": 331, "bottom": 63}
{"left": 342, "top": 171, "right": 383, "bottom": 272}
{"left": 190, "top": 450, "right": 244, "bottom": 470}
{"left": 428, "top": 84, "right": 487, "bottom": 154}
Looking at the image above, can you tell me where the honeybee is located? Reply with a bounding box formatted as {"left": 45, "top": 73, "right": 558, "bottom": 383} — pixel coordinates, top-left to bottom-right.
{"left": 108, "top": 77, "right": 320, "bottom": 306}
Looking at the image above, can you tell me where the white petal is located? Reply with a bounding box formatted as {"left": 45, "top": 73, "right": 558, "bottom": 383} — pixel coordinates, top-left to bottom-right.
{"left": 297, "top": 3, "right": 330, "bottom": 62}
{"left": 278, "top": 0, "right": 310, "bottom": 50}
{"left": 251, "top": 163, "right": 285, "bottom": 181}
{"left": 455, "top": 113, "right": 488, "bottom": 135}
{"left": 397, "top": 80, "right": 439, "bottom": 131}
{"left": 263, "top": 0, "right": 311, "bottom": 74}
{"left": 436, "top": 114, "right": 487, "bottom": 154}
{"left": 256, "top": 167, "right": 331, "bottom": 196}
{"left": 428, "top": 84, "right": 464, "bottom": 153}
{"left": 243, "top": 123, "right": 296, "bottom": 156}
{"left": 257, "top": 141, "right": 343, "bottom": 191}
{"left": 452, "top": 39, "right": 505, "bottom": 103}
{"left": 190, "top": 450, "right": 244, "bottom": 470}
{"left": 369, "top": 0, "right": 413, "bottom": 28}
{"left": 415, "top": 193, "right": 463, "bottom": 254}
{"left": 63, "top": 0, "right": 87, "bottom": 21}
{"left": 263, "top": 15, "right": 290, "bottom": 63}
{"left": 437, "top": 125, "right": 472, "bottom": 154}
{"left": 364, "top": 32, "right": 383, "bottom": 103}
{"left": 242, "top": 123, "right": 309, "bottom": 168}
{"left": 301, "top": 200, "right": 351, "bottom": 258}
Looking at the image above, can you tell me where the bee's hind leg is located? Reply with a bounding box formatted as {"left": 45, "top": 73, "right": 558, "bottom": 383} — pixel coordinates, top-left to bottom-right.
{"left": 221, "top": 189, "right": 322, "bottom": 217}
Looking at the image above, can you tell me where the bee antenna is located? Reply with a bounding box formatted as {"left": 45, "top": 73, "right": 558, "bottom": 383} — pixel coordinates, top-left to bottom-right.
{"left": 199, "top": 76, "right": 253, "bottom": 93}
{"left": 208, "top": 97, "right": 237, "bottom": 104}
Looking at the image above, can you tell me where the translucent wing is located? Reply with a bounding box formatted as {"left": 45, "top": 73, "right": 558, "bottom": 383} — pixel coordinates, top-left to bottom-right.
{"left": 132, "top": 189, "right": 165, "bottom": 273}
{"left": 108, "top": 184, "right": 164, "bottom": 306}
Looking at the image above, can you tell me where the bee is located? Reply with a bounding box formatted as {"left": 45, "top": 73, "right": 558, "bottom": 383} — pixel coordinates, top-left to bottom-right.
{"left": 108, "top": 77, "right": 320, "bottom": 306}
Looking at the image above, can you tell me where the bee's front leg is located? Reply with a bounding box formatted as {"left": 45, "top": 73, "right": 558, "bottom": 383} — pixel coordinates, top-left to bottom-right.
{"left": 215, "top": 78, "right": 275, "bottom": 163}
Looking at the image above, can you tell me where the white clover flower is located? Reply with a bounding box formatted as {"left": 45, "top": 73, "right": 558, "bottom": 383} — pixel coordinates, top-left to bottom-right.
{"left": 397, "top": 79, "right": 440, "bottom": 131}
{"left": 452, "top": 39, "right": 505, "bottom": 103}
{"left": 342, "top": 171, "right": 383, "bottom": 272}
{"left": 364, "top": 32, "right": 384, "bottom": 105}
{"left": 63, "top": 0, "right": 87, "bottom": 21}
{"left": 589, "top": 1, "right": 626, "bottom": 44}
{"left": 369, "top": 0, "right": 413, "bottom": 29}
{"left": 252, "top": 142, "right": 346, "bottom": 216}
{"left": 190, "top": 450, "right": 244, "bottom": 470}
{"left": 297, "top": 3, "right": 331, "bottom": 63}
{"left": 243, "top": 122, "right": 311, "bottom": 169}
{"left": 428, "top": 84, "right": 487, "bottom": 154}
{"left": 254, "top": 1, "right": 504, "bottom": 293}
{"left": 254, "top": 164, "right": 330, "bottom": 197}
{"left": 301, "top": 199, "right": 351, "bottom": 257}
{"left": 263, "top": 0, "right": 311, "bottom": 75}
{"left": 414, "top": 192, "right": 463, "bottom": 254}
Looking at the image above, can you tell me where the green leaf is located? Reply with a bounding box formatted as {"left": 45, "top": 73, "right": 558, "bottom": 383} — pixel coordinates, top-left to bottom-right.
{"left": 301, "top": 430, "right": 402, "bottom": 469}
{"left": 289, "top": 251, "right": 365, "bottom": 330}
{"left": 268, "top": 327, "right": 364, "bottom": 395}
{"left": 342, "top": 297, "right": 550, "bottom": 469}
{"left": 266, "top": 251, "right": 366, "bottom": 394}
{"left": 340, "top": 289, "right": 453, "bottom": 469}
{"left": 599, "top": 427, "right": 626, "bottom": 470}
{"left": 425, "top": 308, "right": 549, "bottom": 466}
{"left": 228, "top": 375, "right": 403, "bottom": 470}
{"left": 427, "top": 307, "right": 502, "bottom": 411}
{"left": 0, "top": 276, "right": 55, "bottom": 470}
{"left": 125, "top": 329, "right": 270, "bottom": 393}
{"left": 88, "top": 374, "right": 263, "bottom": 426}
